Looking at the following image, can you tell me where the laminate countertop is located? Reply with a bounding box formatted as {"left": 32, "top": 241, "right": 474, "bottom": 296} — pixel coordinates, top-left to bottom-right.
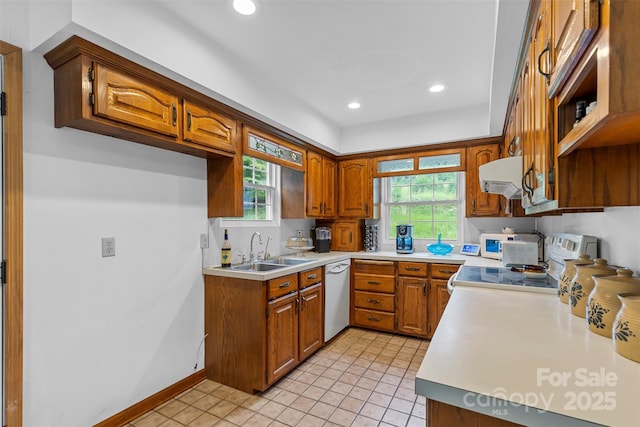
{"left": 202, "top": 250, "right": 500, "bottom": 281}
{"left": 415, "top": 286, "right": 640, "bottom": 427}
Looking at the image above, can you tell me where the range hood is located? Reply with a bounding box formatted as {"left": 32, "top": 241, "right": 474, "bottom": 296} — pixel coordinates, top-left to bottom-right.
{"left": 478, "top": 156, "right": 522, "bottom": 199}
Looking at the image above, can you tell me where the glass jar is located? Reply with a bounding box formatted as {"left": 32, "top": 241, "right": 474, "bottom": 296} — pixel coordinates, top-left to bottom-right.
{"left": 587, "top": 269, "right": 640, "bottom": 337}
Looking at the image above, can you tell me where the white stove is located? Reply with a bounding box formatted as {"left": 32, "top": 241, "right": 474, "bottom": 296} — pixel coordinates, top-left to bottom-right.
{"left": 449, "top": 233, "right": 598, "bottom": 295}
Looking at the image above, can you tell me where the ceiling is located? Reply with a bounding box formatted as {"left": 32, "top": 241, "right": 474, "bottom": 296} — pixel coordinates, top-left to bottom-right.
{"left": 153, "top": 0, "right": 529, "bottom": 137}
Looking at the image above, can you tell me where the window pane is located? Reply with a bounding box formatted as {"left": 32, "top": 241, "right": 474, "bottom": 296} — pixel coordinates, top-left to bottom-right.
{"left": 412, "top": 222, "right": 433, "bottom": 239}
{"left": 391, "top": 186, "right": 410, "bottom": 202}
{"left": 411, "top": 185, "right": 433, "bottom": 202}
{"left": 411, "top": 174, "right": 434, "bottom": 185}
{"left": 390, "top": 205, "right": 410, "bottom": 221}
{"left": 434, "top": 222, "right": 458, "bottom": 240}
{"left": 377, "top": 158, "right": 414, "bottom": 173}
{"left": 433, "top": 183, "right": 456, "bottom": 200}
{"left": 390, "top": 175, "right": 411, "bottom": 186}
{"left": 418, "top": 153, "right": 461, "bottom": 170}
{"left": 434, "top": 204, "right": 457, "bottom": 221}
{"left": 411, "top": 204, "right": 433, "bottom": 221}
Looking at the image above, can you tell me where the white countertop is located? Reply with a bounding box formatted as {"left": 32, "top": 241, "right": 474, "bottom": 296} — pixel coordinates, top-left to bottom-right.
{"left": 415, "top": 286, "right": 640, "bottom": 427}
{"left": 202, "top": 250, "right": 499, "bottom": 280}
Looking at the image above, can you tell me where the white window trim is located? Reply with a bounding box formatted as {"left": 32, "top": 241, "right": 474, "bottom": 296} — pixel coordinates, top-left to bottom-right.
{"left": 379, "top": 172, "right": 465, "bottom": 246}
{"left": 219, "top": 162, "right": 282, "bottom": 228}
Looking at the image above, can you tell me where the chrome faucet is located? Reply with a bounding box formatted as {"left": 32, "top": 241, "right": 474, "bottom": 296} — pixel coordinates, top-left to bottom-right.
{"left": 249, "top": 232, "right": 263, "bottom": 262}
{"left": 264, "top": 235, "right": 272, "bottom": 261}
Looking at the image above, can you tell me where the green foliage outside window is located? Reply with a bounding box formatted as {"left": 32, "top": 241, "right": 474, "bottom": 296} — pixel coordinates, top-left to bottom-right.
{"left": 387, "top": 173, "right": 458, "bottom": 240}
{"left": 240, "top": 156, "right": 273, "bottom": 220}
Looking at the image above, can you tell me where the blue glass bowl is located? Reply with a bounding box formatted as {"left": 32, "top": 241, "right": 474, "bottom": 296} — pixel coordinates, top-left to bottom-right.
{"left": 427, "top": 243, "right": 454, "bottom": 255}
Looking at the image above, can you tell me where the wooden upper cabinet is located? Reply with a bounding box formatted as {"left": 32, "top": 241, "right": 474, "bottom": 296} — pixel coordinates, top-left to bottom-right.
{"left": 338, "top": 158, "right": 372, "bottom": 218}
{"left": 466, "top": 144, "right": 502, "bottom": 217}
{"left": 549, "top": 0, "right": 600, "bottom": 96}
{"left": 183, "top": 100, "right": 237, "bottom": 153}
{"left": 93, "top": 63, "right": 180, "bottom": 137}
{"left": 306, "top": 152, "right": 336, "bottom": 218}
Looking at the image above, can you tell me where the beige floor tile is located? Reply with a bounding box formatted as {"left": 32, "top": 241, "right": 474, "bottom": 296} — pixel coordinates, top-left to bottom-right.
{"left": 362, "top": 369, "right": 384, "bottom": 381}
{"left": 306, "top": 364, "right": 328, "bottom": 376}
{"left": 339, "top": 396, "right": 364, "bottom": 413}
{"left": 375, "top": 381, "right": 398, "bottom": 396}
{"left": 297, "top": 413, "right": 325, "bottom": 427}
{"left": 301, "top": 384, "right": 326, "bottom": 400}
{"left": 159, "top": 419, "right": 184, "bottom": 427}
{"left": 346, "top": 365, "right": 366, "bottom": 376}
{"left": 319, "top": 390, "right": 345, "bottom": 406}
{"left": 289, "top": 395, "right": 316, "bottom": 413}
{"left": 328, "top": 408, "right": 356, "bottom": 426}
{"left": 351, "top": 414, "right": 379, "bottom": 427}
{"left": 382, "top": 408, "right": 410, "bottom": 426}
{"left": 188, "top": 412, "right": 221, "bottom": 427}
{"left": 194, "top": 379, "right": 223, "bottom": 394}
{"left": 275, "top": 407, "right": 305, "bottom": 426}
{"left": 322, "top": 368, "right": 343, "bottom": 380}
{"left": 352, "top": 358, "right": 372, "bottom": 368}
{"left": 272, "top": 389, "right": 298, "bottom": 406}
{"left": 369, "top": 362, "right": 389, "bottom": 373}
{"left": 241, "top": 395, "right": 270, "bottom": 412}
{"left": 331, "top": 361, "right": 351, "bottom": 372}
{"left": 389, "top": 396, "right": 414, "bottom": 414}
{"left": 261, "top": 386, "right": 282, "bottom": 400}
{"left": 296, "top": 371, "right": 319, "bottom": 385}
{"left": 193, "top": 395, "right": 222, "bottom": 412}
{"left": 212, "top": 385, "right": 238, "bottom": 400}
{"left": 226, "top": 389, "right": 252, "bottom": 405}
{"left": 259, "top": 400, "right": 286, "bottom": 419}
{"left": 133, "top": 412, "right": 169, "bottom": 427}
{"left": 375, "top": 355, "right": 394, "bottom": 365}
{"left": 359, "top": 402, "right": 386, "bottom": 421}
{"left": 284, "top": 379, "right": 309, "bottom": 395}
{"left": 386, "top": 366, "right": 407, "bottom": 377}
{"left": 224, "top": 406, "right": 255, "bottom": 425}
{"left": 178, "top": 389, "right": 208, "bottom": 405}
{"left": 157, "top": 399, "right": 189, "bottom": 418}
{"left": 308, "top": 401, "right": 336, "bottom": 419}
{"left": 214, "top": 420, "right": 237, "bottom": 427}
{"left": 208, "top": 400, "right": 238, "bottom": 418}
{"left": 412, "top": 402, "right": 426, "bottom": 418}
{"left": 407, "top": 415, "right": 425, "bottom": 427}
{"left": 244, "top": 413, "right": 273, "bottom": 427}
{"left": 399, "top": 377, "right": 414, "bottom": 389}
{"left": 394, "top": 386, "right": 417, "bottom": 402}
{"left": 367, "top": 391, "right": 393, "bottom": 407}
{"left": 173, "top": 406, "right": 205, "bottom": 425}
{"left": 380, "top": 373, "right": 402, "bottom": 386}
{"left": 348, "top": 386, "right": 372, "bottom": 401}
{"left": 338, "top": 372, "right": 360, "bottom": 385}
{"left": 311, "top": 376, "right": 335, "bottom": 390}
{"left": 329, "top": 381, "right": 353, "bottom": 395}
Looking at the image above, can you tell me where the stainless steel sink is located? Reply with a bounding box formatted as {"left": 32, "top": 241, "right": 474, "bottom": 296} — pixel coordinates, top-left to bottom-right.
{"left": 265, "top": 257, "right": 313, "bottom": 266}
{"left": 230, "top": 262, "right": 287, "bottom": 272}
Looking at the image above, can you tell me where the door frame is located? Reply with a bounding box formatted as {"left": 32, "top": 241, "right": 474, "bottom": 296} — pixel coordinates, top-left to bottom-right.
{"left": 0, "top": 40, "right": 24, "bottom": 427}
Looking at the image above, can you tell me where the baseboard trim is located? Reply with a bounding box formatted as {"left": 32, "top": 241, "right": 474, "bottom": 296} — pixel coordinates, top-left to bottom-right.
{"left": 94, "top": 369, "right": 207, "bottom": 427}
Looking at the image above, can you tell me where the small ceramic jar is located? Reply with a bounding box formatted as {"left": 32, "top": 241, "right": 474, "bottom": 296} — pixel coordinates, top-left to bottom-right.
{"left": 613, "top": 293, "right": 640, "bottom": 363}
{"left": 570, "top": 259, "right": 617, "bottom": 318}
{"left": 587, "top": 269, "right": 640, "bottom": 337}
{"left": 559, "top": 254, "right": 593, "bottom": 304}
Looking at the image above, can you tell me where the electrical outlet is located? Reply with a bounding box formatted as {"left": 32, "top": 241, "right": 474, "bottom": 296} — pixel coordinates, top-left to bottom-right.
{"left": 102, "top": 237, "right": 115, "bottom": 257}
{"left": 200, "top": 233, "right": 209, "bottom": 249}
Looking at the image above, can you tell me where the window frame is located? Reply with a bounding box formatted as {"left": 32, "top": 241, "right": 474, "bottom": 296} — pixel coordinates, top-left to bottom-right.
{"left": 380, "top": 171, "right": 465, "bottom": 246}
{"left": 219, "top": 156, "right": 282, "bottom": 228}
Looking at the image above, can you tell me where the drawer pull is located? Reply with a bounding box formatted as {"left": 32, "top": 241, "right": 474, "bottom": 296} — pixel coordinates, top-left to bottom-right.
{"left": 368, "top": 281, "right": 381, "bottom": 285}
{"left": 367, "top": 317, "right": 380, "bottom": 322}
{"left": 367, "top": 298, "right": 380, "bottom": 304}
{"left": 439, "top": 269, "right": 457, "bottom": 275}
{"left": 279, "top": 282, "right": 291, "bottom": 289}
{"left": 405, "top": 267, "right": 421, "bottom": 271}
{"left": 307, "top": 273, "right": 317, "bottom": 280}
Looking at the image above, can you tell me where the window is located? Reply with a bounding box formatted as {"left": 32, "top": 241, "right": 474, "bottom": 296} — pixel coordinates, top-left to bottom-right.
{"left": 382, "top": 172, "right": 463, "bottom": 242}
{"left": 221, "top": 156, "right": 280, "bottom": 226}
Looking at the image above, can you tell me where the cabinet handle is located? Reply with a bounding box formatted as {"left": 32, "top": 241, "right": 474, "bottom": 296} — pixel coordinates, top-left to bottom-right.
{"left": 301, "top": 296, "right": 306, "bottom": 311}
{"left": 367, "top": 317, "right": 380, "bottom": 322}
{"left": 187, "top": 110, "right": 192, "bottom": 131}
{"left": 349, "top": 231, "right": 353, "bottom": 243}
{"left": 279, "top": 282, "right": 291, "bottom": 289}
{"left": 423, "top": 281, "right": 426, "bottom": 296}
{"left": 472, "top": 198, "right": 476, "bottom": 212}
{"left": 439, "top": 269, "right": 457, "bottom": 275}
{"left": 295, "top": 298, "right": 299, "bottom": 313}
{"left": 507, "top": 137, "right": 517, "bottom": 157}
{"left": 368, "top": 281, "right": 381, "bottom": 285}
{"left": 367, "top": 298, "right": 380, "bottom": 304}
{"left": 537, "top": 39, "right": 551, "bottom": 84}
{"left": 405, "top": 267, "right": 420, "bottom": 271}
{"left": 307, "top": 273, "right": 317, "bottom": 280}
{"left": 172, "top": 104, "right": 177, "bottom": 126}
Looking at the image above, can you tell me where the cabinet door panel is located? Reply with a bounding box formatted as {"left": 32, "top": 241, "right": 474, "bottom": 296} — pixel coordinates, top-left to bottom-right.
{"left": 183, "top": 100, "right": 237, "bottom": 153}
{"left": 306, "top": 152, "right": 324, "bottom": 217}
{"left": 338, "top": 159, "right": 371, "bottom": 218}
{"left": 299, "top": 283, "right": 324, "bottom": 362}
{"left": 466, "top": 144, "right": 501, "bottom": 217}
{"left": 323, "top": 157, "right": 337, "bottom": 217}
{"left": 93, "top": 63, "right": 179, "bottom": 137}
{"left": 267, "top": 293, "right": 299, "bottom": 384}
{"left": 397, "top": 277, "right": 428, "bottom": 337}
{"left": 428, "top": 279, "right": 451, "bottom": 338}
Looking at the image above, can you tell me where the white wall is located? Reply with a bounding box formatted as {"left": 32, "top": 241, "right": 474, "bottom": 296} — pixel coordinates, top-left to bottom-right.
{"left": 537, "top": 207, "right": 640, "bottom": 273}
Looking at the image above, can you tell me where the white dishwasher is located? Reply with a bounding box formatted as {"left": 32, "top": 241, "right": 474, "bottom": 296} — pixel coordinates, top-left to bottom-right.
{"left": 324, "top": 260, "right": 351, "bottom": 342}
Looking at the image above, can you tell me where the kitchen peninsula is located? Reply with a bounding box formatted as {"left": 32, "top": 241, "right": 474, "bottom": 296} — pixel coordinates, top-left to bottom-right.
{"left": 416, "top": 286, "right": 640, "bottom": 427}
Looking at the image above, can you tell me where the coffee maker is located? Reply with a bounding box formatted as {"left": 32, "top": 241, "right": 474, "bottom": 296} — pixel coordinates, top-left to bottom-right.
{"left": 396, "top": 225, "right": 414, "bottom": 254}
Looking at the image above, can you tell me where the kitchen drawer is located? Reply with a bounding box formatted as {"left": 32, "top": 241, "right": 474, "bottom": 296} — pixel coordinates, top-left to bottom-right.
{"left": 268, "top": 273, "right": 299, "bottom": 300}
{"left": 353, "top": 308, "right": 395, "bottom": 332}
{"left": 431, "top": 264, "right": 460, "bottom": 279}
{"left": 354, "top": 291, "right": 395, "bottom": 312}
{"left": 352, "top": 259, "right": 395, "bottom": 275}
{"left": 353, "top": 273, "right": 395, "bottom": 293}
{"left": 398, "top": 261, "right": 427, "bottom": 277}
{"left": 299, "top": 266, "right": 322, "bottom": 288}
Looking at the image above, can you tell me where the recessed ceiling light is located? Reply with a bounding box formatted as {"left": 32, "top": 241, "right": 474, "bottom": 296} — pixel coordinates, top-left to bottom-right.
{"left": 348, "top": 102, "right": 361, "bottom": 110}
{"left": 429, "top": 84, "right": 446, "bottom": 93}
{"left": 233, "top": 0, "right": 256, "bottom": 15}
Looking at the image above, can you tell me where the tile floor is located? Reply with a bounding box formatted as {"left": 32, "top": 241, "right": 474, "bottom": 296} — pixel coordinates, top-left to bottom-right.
{"left": 129, "top": 328, "right": 429, "bottom": 427}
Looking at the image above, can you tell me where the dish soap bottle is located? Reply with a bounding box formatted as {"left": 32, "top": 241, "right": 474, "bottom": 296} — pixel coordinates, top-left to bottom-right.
{"left": 221, "top": 229, "right": 231, "bottom": 267}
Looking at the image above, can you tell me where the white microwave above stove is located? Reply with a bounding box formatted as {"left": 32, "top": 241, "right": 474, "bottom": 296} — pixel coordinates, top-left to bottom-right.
{"left": 479, "top": 232, "right": 542, "bottom": 261}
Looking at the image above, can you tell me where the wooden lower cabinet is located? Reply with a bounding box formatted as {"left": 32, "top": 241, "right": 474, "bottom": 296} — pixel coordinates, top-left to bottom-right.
{"left": 351, "top": 260, "right": 396, "bottom": 332}
{"left": 205, "top": 268, "right": 324, "bottom": 393}
{"left": 397, "top": 276, "right": 428, "bottom": 338}
{"left": 427, "top": 400, "right": 523, "bottom": 427}
{"left": 428, "top": 264, "right": 459, "bottom": 338}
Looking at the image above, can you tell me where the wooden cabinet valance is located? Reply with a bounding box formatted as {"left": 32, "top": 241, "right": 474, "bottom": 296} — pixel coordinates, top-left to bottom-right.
{"left": 243, "top": 126, "right": 305, "bottom": 171}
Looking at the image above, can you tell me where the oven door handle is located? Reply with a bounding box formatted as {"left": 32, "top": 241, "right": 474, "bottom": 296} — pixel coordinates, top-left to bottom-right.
{"left": 447, "top": 271, "right": 458, "bottom": 295}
